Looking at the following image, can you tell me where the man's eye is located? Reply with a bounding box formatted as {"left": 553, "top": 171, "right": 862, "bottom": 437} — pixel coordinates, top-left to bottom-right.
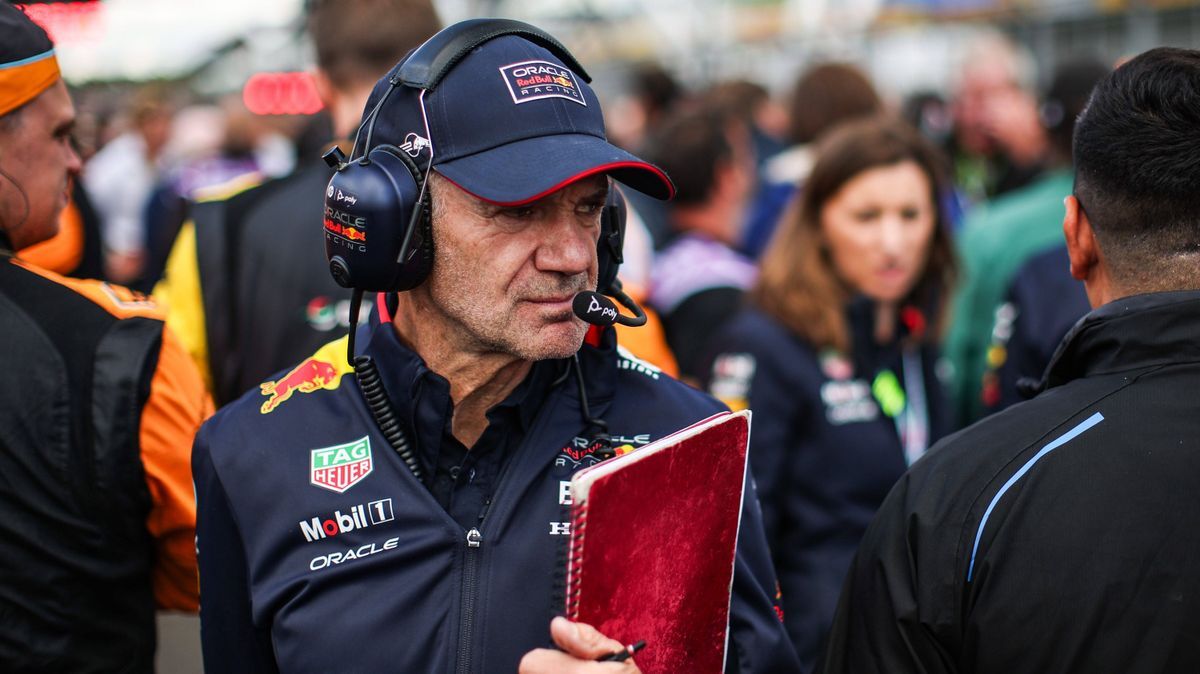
{"left": 504, "top": 207, "right": 536, "bottom": 219}
{"left": 578, "top": 202, "right": 604, "bottom": 215}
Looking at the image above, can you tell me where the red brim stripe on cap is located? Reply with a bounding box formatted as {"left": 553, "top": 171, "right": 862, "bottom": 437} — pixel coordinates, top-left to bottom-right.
{"left": 438, "top": 161, "right": 675, "bottom": 206}
{"left": 0, "top": 50, "right": 59, "bottom": 117}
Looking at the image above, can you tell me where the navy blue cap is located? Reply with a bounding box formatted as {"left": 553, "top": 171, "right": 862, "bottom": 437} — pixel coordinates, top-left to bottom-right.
{"left": 361, "top": 33, "right": 675, "bottom": 205}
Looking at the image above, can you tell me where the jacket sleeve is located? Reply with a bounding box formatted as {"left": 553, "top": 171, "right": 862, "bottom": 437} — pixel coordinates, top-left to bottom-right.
{"left": 727, "top": 472, "right": 803, "bottom": 673}
{"left": 702, "top": 345, "right": 801, "bottom": 551}
{"left": 193, "top": 425, "right": 280, "bottom": 674}
{"left": 944, "top": 223, "right": 994, "bottom": 426}
{"left": 153, "top": 221, "right": 213, "bottom": 393}
{"left": 819, "top": 472, "right": 959, "bottom": 674}
{"left": 140, "top": 324, "right": 213, "bottom": 611}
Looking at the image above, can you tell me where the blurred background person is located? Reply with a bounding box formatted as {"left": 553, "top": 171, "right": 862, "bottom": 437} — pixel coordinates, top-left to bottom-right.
{"left": 643, "top": 104, "right": 758, "bottom": 383}
{"left": 155, "top": 0, "right": 441, "bottom": 406}
{"left": 982, "top": 243, "right": 1089, "bottom": 413}
{"left": 0, "top": 5, "right": 210, "bottom": 671}
{"left": 606, "top": 60, "right": 685, "bottom": 155}
{"left": 140, "top": 97, "right": 295, "bottom": 291}
{"left": 83, "top": 86, "right": 173, "bottom": 284}
{"left": 701, "top": 78, "right": 789, "bottom": 177}
{"left": 946, "top": 58, "right": 1109, "bottom": 425}
{"left": 701, "top": 116, "right": 957, "bottom": 670}
{"left": 947, "top": 32, "right": 1048, "bottom": 205}
{"left": 608, "top": 61, "right": 688, "bottom": 249}
{"left": 742, "top": 62, "right": 883, "bottom": 260}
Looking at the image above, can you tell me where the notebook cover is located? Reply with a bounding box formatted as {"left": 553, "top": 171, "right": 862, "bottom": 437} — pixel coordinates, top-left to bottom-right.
{"left": 565, "top": 410, "right": 750, "bottom": 674}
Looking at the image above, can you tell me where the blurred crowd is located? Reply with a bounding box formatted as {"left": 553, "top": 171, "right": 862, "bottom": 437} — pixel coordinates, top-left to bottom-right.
{"left": 9, "top": 0, "right": 1126, "bottom": 668}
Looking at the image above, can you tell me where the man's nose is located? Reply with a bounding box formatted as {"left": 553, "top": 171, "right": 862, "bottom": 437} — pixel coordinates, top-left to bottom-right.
{"left": 536, "top": 215, "right": 595, "bottom": 276}
{"left": 65, "top": 143, "right": 83, "bottom": 177}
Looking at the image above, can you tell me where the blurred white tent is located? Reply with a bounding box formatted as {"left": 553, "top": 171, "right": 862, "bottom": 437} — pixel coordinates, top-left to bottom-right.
{"left": 41, "top": 0, "right": 304, "bottom": 83}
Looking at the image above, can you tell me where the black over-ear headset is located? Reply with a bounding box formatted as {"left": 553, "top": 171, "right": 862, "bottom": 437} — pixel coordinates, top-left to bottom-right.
{"left": 323, "top": 20, "right": 646, "bottom": 483}
{"left": 321, "top": 18, "right": 631, "bottom": 295}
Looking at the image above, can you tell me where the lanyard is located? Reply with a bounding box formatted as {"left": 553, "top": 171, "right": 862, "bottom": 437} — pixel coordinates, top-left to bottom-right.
{"left": 898, "top": 349, "right": 929, "bottom": 465}
{"left": 871, "top": 348, "right": 930, "bottom": 466}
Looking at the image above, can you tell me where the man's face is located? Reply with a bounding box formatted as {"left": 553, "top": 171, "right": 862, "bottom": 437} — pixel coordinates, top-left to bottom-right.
{"left": 0, "top": 80, "right": 80, "bottom": 250}
{"left": 953, "top": 61, "right": 1019, "bottom": 156}
{"left": 424, "top": 173, "right": 608, "bottom": 361}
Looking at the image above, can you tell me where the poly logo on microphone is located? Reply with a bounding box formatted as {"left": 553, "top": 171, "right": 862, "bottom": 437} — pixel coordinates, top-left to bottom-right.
{"left": 588, "top": 296, "right": 618, "bottom": 323}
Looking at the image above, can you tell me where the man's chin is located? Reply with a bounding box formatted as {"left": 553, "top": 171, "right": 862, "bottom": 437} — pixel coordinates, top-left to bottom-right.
{"left": 517, "top": 320, "right": 589, "bottom": 361}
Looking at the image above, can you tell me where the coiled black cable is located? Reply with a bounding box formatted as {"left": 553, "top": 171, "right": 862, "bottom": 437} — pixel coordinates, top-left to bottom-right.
{"left": 355, "top": 353, "right": 423, "bottom": 483}
{"left": 345, "top": 289, "right": 423, "bottom": 483}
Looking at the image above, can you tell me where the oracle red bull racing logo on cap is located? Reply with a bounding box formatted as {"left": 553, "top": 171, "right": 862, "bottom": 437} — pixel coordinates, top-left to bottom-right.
{"left": 260, "top": 356, "right": 347, "bottom": 414}
{"left": 499, "top": 60, "right": 586, "bottom": 107}
{"left": 310, "top": 436, "right": 373, "bottom": 493}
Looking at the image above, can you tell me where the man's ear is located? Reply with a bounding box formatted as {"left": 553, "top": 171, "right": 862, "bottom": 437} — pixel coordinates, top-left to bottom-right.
{"left": 1063, "top": 195, "right": 1099, "bottom": 281}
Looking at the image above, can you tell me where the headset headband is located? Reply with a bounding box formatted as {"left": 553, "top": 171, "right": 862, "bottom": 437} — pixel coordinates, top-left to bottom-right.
{"left": 395, "top": 18, "right": 591, "bottom": 91}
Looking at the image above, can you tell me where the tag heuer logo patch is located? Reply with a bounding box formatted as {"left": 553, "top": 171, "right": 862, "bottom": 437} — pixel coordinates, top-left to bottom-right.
{"left": 499, "top": 60, "right": 587, "bottom": 106}
{"left": 310, "top": 437, "right": 373, "bottom": 493}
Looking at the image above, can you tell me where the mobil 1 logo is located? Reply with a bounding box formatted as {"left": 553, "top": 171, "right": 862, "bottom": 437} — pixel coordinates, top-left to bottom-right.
{"left": 299, "top": 498, "right": 395, "bottom": 543}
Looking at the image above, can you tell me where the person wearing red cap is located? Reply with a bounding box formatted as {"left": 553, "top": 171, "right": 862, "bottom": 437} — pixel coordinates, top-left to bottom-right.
{"left": 192, "top": 19, "right": 798, "bottom": 674}
{"left": 0, "top": 5, "right": 211, "bottom": 672}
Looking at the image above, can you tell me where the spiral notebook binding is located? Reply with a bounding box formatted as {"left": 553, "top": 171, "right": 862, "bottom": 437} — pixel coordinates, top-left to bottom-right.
{"left": 564, "top": 501, "right": 589, "bottom": 620}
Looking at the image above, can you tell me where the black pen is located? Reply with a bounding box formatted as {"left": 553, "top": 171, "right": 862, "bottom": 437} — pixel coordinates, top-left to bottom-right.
{"left": 596, "top": 639, "right": 646, "bottom": 663}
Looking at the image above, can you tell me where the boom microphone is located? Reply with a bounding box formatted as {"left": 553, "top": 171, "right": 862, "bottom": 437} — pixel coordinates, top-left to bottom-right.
{"left": 573, "top": 291, "right": 620, "bottom": 326}
{"left": 572, "top": 288, "right": 648, "bottom": 328}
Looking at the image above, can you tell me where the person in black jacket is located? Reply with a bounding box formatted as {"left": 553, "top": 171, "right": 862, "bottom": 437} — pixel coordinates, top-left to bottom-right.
{"left": 823, "top": 47, "right": 1200, "bottom": 673}
{"left": 701, "top": 116, "right": 958, "bottom": 670}
{"left": 156, "top": 0, "right": 441, "bottom": 406}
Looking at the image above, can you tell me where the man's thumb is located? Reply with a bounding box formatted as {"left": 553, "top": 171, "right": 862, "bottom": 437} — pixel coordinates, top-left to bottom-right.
{"left": 550, "top": 617, "right": 622, "bottom": 659}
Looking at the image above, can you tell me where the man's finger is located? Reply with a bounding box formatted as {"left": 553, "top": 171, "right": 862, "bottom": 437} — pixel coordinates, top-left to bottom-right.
{"left": 549, "top": 616, "right": 628, "bottom": 660}
{"left": 517, "top": 647, "right": 639, "bottom": 674}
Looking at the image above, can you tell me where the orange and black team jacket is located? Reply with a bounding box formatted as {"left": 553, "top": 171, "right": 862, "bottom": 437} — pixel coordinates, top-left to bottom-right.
{"left": 0, "top": 251, "right": 211, "bottom": 673}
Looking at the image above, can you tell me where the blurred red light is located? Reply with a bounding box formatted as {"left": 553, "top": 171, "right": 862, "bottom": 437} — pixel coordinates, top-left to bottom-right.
{"left": 16, "top": 2, "right": 104, "bottom": 44}
{"left": 243, "top": 72, "right": 325, "bottom": 116}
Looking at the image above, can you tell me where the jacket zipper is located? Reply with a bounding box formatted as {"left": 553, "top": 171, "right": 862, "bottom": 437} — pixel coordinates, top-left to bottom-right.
{"left": 456, "top": 527, "right": 483, "bottom": 674}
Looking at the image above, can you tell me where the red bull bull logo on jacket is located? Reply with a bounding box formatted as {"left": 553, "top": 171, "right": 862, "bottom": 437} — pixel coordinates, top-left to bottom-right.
{"left": 260, "top": 339, "right": 353, "bottom": 414}
{"left": 310, "top": 437, "right": 373, "bottom": 493}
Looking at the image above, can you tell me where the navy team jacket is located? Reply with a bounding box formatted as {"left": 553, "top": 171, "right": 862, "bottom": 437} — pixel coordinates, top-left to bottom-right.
{"left": 193, "top": 320, "right": 799, "bottom": 674}
{"left": 700, "top": 303, "right": 953, "bottom": 670}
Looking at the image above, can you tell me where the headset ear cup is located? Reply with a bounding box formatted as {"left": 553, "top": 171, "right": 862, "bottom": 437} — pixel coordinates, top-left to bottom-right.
{"left": 597, "top": 188, "right": 627, "bottom": 293}
{"left": 373, "top": 145, "right": 434, "bottom": 291}
{"left": 323, "top": 146, "right": 432, "bottom": 292}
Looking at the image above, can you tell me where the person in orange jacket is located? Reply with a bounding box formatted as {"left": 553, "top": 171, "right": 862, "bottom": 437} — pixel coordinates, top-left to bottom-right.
{"left": 0, "top": 6, "right": 210, "bottom": 671}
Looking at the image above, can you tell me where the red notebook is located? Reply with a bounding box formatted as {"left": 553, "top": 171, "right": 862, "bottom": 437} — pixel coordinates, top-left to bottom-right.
{"left": 564, "top": 410, "right": 751, "bottom": 674}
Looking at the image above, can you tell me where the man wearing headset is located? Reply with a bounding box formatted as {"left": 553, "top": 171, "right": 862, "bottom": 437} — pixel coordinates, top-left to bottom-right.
{"left": 0, "top": 5, "right": 210, "bottom": 671}
{"left": 193, "top": 19, "right": 797, "bottom": 674}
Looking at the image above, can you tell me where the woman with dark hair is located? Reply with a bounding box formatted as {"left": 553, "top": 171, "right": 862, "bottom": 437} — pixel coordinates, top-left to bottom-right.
{"left": 701, "top": 116, "right": 958, "bottom": 669}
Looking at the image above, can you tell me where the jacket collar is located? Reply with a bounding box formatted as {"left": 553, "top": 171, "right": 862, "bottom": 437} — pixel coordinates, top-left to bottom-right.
{"left": 359, "top": 318, "right": 619, "bottom": 447}
{"left": 1039, "top": 290, "right": 1200, "bottom": 391}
